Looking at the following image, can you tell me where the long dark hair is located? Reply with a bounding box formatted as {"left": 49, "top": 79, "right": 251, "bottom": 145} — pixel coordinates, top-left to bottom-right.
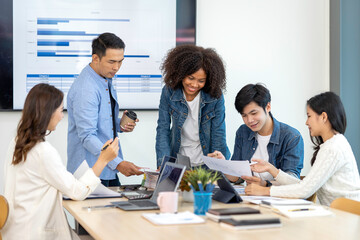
{"left": 307, "top": 92, "right": 346, "bottom": 165}
{"left": 12, "top": 84, "right": 63, "bottom": 165}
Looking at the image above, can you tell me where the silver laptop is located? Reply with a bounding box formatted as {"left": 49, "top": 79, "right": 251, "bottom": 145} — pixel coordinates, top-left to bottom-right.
{"left": 112, "top": 162, "right": 186, "bottom": 211}
{"left": 159, "top": 155, "right": 177, "bottom": 173}
{"left": 176, "top": 153, "right": 191, "bottom": 169}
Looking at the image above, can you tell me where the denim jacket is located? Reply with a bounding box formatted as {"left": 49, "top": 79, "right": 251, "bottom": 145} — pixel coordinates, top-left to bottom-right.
{"left": 231, "top": 113, "right": 304, "bottom": 178}
{"left": 156, "top": 86, "right": 230, "bottom": 166}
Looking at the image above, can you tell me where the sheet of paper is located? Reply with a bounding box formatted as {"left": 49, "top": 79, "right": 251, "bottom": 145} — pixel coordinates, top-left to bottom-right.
{"left": 272, "top": 205, "right": 333, "bottom": 218}
{"left": 233, "top": 185, "right": 245, "bottom": 195}
{"left": 241, "top": 196, "right": 284, "bottom": 205}
{"left": 142, "top": 211, "right": 205, "bottom": 225}
{"left": 72, "top": 160, "right": 122, "bottom": 198}
{"left": 261, "top": 198, "right": 312, "bottom": 206}
{"left": 201, "top": 156, "right": 252, "bottom": 177}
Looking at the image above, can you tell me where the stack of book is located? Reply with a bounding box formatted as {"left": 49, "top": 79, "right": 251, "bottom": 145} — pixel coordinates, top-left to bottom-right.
{"left": 220, "top": 218, "right": 282, "bottom": 230}
{"left": 206, "top": 207, "right": 260, "bottom": 222}
{"left": 206, "top": 207, "right": 282, "bottom": 230}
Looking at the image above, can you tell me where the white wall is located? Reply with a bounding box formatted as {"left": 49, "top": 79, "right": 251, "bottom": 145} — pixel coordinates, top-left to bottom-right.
{"left": 197, "top": 0, "right": 329, "bottom": 177}
{"left": 0, "top": 0, "right": 329, "bottom": 194}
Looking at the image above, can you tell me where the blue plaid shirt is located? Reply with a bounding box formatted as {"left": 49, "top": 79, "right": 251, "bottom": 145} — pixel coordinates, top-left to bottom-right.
{"left": 67, "top": 64, "right": 123, "bottom": 180}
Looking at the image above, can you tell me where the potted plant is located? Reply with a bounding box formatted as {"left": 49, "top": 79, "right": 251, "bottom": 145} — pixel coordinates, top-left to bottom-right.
{"left": 179, "top": 167, "right": 221, "bottom": 215}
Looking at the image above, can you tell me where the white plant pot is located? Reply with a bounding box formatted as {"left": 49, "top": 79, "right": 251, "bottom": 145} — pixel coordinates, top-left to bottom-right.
{"left": 182, "top": 189, "right": 194, "bottom": 202}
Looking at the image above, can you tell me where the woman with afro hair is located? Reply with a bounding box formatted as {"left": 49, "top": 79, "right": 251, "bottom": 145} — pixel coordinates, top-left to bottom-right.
{"left": 155, "top": 45, "right": 230, "bottom": 167}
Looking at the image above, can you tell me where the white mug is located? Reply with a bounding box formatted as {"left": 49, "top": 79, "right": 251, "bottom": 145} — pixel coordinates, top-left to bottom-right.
{"left": 157, "top": 192, "right": 178, "bottom": 213}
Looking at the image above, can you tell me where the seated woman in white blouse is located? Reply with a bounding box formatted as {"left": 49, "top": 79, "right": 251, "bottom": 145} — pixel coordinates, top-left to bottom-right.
{"left": 244, "top": 91, "right": 360, "bottom": 206}
{"left": 2, "top": 83, "right": 119, "bottom": 240}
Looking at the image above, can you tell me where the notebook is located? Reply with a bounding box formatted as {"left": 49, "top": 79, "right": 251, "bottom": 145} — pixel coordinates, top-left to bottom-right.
{"left": 206, "top": 207, "right": 260, "bottom": 222}
{"left": 112, "top": 162, "right": 186, "bottom": 211}
{"left": 176, "top": 153, "right": 191, "bottom": 169}
{"left": 220, "top": 217, "right": 282, "bottom": 230}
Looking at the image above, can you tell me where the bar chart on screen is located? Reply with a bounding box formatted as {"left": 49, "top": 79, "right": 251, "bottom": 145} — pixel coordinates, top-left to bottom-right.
{"left": 13, "top": 0, "right": 177, "bottom": 109}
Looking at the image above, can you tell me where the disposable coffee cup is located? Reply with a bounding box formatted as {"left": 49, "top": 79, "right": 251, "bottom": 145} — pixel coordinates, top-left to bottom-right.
{"left": 120, "top": 110, "right": 137, "bottom": 129}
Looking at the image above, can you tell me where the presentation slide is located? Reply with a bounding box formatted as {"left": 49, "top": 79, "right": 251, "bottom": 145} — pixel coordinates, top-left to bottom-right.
{"left": 13, "top": 0, "right": 176, "bottom": 109}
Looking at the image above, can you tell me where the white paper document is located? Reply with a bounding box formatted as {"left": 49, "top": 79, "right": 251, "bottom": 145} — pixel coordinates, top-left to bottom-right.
{"left": 142, "top": 211, "right": 205, "bottom": 225}
{"left": 241, "top": 196, "right": 285, "bottom": 205}
{"left": 271, "top": 205, "right": 334, "bottom": 218}
{"left": 64, "top": 160, "right": 122, "bottom": 199}
{"left": 201, "top": 156, "right": 252, "bottom": 177}
{"left": 261, "top": 198, "right": 312, "bottom": 206}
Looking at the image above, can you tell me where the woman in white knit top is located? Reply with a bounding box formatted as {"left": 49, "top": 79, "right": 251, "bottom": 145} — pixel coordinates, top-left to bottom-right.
{"left": 244, "top": 92, "right": 360, "bottom": 206}
{"left": 3, "top": 84, "right": 119, "bottom": 240}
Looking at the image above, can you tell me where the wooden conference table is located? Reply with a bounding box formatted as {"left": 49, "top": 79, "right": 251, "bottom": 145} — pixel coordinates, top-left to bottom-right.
{"left": 63, "top": 193, "right": 360, "bottom": 240}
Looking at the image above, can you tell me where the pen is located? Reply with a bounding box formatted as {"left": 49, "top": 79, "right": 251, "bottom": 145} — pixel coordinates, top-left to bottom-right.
{"left": 198, "top": 181, "right": 204, "bottom": 192}
{"left": 101, "top": 140, "right": 113, "bottom": 151}
{"left": 207, "top": 182, "right": 215, "bottom": 192}
{"left": 83, "top": 205, "right": 116, "bottom": 210}
{"left": 205, "top": 181, "right": 211, "bottom": 192}
{"left": 188, "top": 183, "right": 196, "bottom": 192}
{"left": 288, "top": 208, "right": 315, "bottom": 212}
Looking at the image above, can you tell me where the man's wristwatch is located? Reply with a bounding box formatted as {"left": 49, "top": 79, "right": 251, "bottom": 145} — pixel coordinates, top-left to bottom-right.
{"left": 234, "top": 178, "right": 244, "bottom": 185}
{"left": 265, "top": 180, "right": 273, "bottom": 187}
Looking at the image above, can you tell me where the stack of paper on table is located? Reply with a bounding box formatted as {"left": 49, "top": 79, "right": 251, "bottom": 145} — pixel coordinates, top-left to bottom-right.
{"left": 206, "top": 207, "right": 260, "bottom": 222}
{"left": 241, "top": 196, "right": 285, "bottom": 205}
{"left": 142, "top": 211, "right": 205, "bottom": 225}
{"left": 260, "top": 198, "right": 313, "bottom": 207}
{"left": 233, "top": 185, "right": 245, "bottom": 195}
{"left": 64, "top": 160, "right": 122, "bottom": 200}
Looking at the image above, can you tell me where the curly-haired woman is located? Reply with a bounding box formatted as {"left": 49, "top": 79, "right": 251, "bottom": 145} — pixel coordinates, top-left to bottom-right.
{"left": 156, "top": 45, "right": 230, "bottom": 167}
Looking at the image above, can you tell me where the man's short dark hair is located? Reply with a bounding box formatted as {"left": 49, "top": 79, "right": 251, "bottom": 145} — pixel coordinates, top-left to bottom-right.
{"left": 235, "top": 83, "right": 271, "bottom": 114}
{"left": 92, "top": 32, "right": 125, "bottom": 59}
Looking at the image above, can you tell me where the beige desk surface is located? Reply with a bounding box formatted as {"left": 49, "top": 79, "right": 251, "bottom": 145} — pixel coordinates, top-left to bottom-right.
{"left": 63, "top": 195, "right": 360, "bottom": 240}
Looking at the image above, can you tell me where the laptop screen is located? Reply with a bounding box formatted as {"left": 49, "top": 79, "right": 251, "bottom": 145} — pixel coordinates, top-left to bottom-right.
{"left": 176, "top": 153, "right": 191, "bottom": 169}
{"left": 151, "top": 162, "right": 186, "bottom": 201}
{"left": 159, "top": 155, "right": 177, "bottom": 174}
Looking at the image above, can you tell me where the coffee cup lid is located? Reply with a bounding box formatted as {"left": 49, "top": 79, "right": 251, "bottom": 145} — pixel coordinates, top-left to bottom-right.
{"left": 125, "top": 110, "right": 137, "bottom": 120}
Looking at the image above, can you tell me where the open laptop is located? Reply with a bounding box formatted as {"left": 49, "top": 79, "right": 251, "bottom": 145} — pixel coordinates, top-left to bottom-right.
{"left": 176, "top": 153, "right": 191, "bottom": 169}
{"left": 121, "top": 155, "right": 178, "bottom": 200}
{"left": 112, "top": 162, "right": 186, "bottom": 211}
{"left": 159, "top": 155, "right": 177, "bottom": 173}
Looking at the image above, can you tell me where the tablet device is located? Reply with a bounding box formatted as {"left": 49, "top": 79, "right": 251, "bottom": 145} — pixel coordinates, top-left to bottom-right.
{"left": 213, "top": 172, "right": 242, "bottom": 204}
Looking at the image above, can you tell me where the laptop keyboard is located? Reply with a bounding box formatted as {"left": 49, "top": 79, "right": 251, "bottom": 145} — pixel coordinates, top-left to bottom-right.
{"left": 125, "top": 193, "right": 152, "bottom": 200}
{"left": 130, "top": 200, "right": 158, "bottom": 207}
